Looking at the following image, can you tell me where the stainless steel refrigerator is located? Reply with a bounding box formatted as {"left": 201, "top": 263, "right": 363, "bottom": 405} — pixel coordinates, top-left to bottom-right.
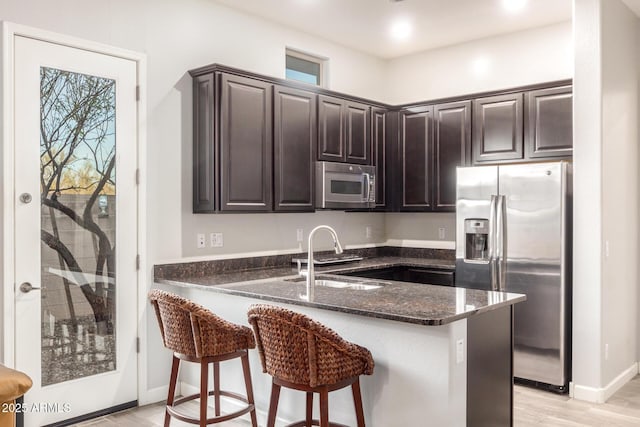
{"left": 455, "top": 161, "right": 572, "bottom": 392}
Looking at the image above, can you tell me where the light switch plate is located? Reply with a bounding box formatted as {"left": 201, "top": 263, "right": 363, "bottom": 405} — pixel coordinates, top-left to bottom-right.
{"left": 197, "top": 233, "right": 206, "bottom": 249}
{"left": 210, "top": 232, "right": 223, "bottom": 247}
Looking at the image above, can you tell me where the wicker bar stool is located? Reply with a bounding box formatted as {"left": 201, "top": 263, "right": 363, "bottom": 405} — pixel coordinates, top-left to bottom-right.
{"left": 149, "top": 290, "right": 258, "bottom": 427}
{"left": 247, "top": 304, "right": 374, "bottom": 427}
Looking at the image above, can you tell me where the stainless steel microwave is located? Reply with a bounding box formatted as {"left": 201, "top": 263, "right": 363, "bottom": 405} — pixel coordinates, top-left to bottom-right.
{"left": 315, "top": 161, "right": 376, "bottom": 209}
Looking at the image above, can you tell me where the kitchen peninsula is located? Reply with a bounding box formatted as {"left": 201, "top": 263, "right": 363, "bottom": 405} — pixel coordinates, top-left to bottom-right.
{"left": 154, "top": 250, "right": 525, "bottom": 426}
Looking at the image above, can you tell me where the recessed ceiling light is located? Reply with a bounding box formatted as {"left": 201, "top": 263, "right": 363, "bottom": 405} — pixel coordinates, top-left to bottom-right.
{"left": 390, "top": 19, "right": 412, "bottom": 41}
{"left": 502, "top": 0, "right": 527, "bottom": 13}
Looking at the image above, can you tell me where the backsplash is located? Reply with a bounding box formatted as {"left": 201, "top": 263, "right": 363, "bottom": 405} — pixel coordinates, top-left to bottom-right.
{"left": 154, "top": 246, "right": 454, "bottom": 280}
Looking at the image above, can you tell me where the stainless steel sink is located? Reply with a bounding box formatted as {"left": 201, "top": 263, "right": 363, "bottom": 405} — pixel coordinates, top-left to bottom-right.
{"left": 314, "top": 280, "right": 382, "bottom": 290}
{"left": 285, "top": 275, "right": 385, "bottom": 291}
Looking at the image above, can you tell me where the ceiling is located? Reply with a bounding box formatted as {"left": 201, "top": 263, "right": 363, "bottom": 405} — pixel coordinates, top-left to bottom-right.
{"left": 214, "top": 0, "right": 572, "bottom": 59}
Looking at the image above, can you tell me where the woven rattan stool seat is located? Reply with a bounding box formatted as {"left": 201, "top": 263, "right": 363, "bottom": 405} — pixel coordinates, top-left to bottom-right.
{"left": 149, "top": 290, "right": 257, "bottom": 427}
{"left": 248, "top": 304, "right": 374, "bottom": 427}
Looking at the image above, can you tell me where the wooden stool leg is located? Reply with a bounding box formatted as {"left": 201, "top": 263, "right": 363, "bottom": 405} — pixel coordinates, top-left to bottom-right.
{"left": 266, "top": 381, "right": 281, "bottom": 427}
{"left": 319, "top": 387, "right": 329, "bottom": 427}
{"left": 241, "top": 354, "right": 258, "bottom": 427}
{"left": 306, "top": 392, "right": 313, "bottom": 426}
{"left": 164, "top": 355, "right": 180, "bottom": 427}
{"left": 352, "top": 378, "right": 365, "bottom": 427}
{"left": 200, "top": 361, "right": 209, "bottom": 427}
{"left": 213, "top": 361, "right": 221, "bottom": 417}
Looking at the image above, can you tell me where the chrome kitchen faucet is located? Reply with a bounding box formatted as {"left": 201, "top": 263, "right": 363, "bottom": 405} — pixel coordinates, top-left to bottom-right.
{"left": 299, "top": 225, "right": 344, "bottom": 301}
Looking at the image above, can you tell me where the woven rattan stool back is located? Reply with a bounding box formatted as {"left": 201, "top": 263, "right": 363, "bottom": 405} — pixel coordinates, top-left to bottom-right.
{"left": 247, "top": 304, "right": 374, "bottom": 388}
{"left": 149, "top": 289, "right": 255, "bottom": 358}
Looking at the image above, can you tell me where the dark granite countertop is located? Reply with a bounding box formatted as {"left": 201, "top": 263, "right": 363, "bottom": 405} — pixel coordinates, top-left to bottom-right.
{"left": 155, "top": 254, "right": 524, "bottom": 326}
{"left": 159, "top": 272, "right": 524, "bottom": 326}
{"left": 154, "top": 247, "right": 526, "bottom": 325}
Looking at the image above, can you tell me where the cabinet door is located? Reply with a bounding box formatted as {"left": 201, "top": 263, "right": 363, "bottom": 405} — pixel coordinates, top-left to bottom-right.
{"left": 318, "top": 95, "right": 344, "bottom": 162}
{"left": 273, "top": 86, "right": 317, "bottom": 212}
{"left": 525, "top": 86, "right": 573, "bottom": 159}
{"left": 473, "top": 93, "right": 524, "bottom": 163}
{"left": 219, "top": 73, "right": 273, "bottom": 211}
{"left": 372, "top": 108, "right": 387, "bottom": 208}
{"left": 344, "top": 100, "right": 371, "bottom": 165}
{"left": 433, "top": 100, "right": 471, "bottom": 212}
{"left": 400, "top": 107, "right": 433, "bottom": 210}
{"left": 192, "top": 73, "right": 217, "bottom": 213}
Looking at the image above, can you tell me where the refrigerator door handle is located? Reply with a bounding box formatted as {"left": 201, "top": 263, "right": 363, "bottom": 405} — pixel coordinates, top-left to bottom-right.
{"left": 489, "top": 195, "right": 498, "bottom": 291}
{"left": 496, "top": 195, "right": 507, "bottom": 292}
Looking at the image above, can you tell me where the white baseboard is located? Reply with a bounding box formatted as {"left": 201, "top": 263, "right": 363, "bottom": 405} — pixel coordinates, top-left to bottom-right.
{"left": 138, "top": 384, "right": 170, "bottom": 406}
{"left": 181, "top": 381, "right": 292, "bottom": 425}
{"left": 571, "top": 362, "right": 638, "bottom": 403}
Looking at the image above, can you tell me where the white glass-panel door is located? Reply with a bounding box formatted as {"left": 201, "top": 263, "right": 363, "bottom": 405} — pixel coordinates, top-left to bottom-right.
{"left": 14, "top": 35, "right": 138, "bottom": 426}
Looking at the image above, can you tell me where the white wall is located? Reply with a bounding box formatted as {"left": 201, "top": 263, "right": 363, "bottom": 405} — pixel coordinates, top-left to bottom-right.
{"left": 600, "top": 0, "right": 639, "bottom": 388}
{"left": 383, "top": 22, "right": 573, "bottom": 246}
{"left": 385, "top": 212, "right": 456, "bottom": 243}
{"left": 572, "top": 0, "right": 640, "bottom": 402}
{"left": 181, "top": 211, "right": 385, "bottom": 259}
{"left": 572, "top": 0, "right": 604, "bottom": 395}
{"left": 384, "top": 21, "right": 573, "bottom": 105}
{"left": 0, "top": 0, "right": 387, "bottom": 396}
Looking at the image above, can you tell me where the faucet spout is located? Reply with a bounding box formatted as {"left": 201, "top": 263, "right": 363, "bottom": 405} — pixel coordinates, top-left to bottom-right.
{"left": 300, "top": 225, "right": 344, "bottom": 301}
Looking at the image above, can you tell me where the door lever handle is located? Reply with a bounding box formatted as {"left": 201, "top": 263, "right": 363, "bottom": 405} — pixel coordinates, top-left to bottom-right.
{"left": 19, "top": 282, "right": 41, "bottom": 293}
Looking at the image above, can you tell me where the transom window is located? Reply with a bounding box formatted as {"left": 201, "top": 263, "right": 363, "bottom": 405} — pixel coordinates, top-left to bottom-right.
{"left": 285, "top": 48, "right": 327, "bottom": 88}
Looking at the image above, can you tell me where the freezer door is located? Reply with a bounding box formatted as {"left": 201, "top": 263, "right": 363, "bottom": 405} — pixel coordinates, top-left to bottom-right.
{"left": 499, "top": 162, "right": 570, "bottom": 389}
{"left": 455, "top": 166, "right": 498, "bottom": 290}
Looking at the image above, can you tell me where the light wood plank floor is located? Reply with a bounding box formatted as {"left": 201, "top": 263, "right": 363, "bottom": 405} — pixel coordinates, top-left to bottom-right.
{"left": 75, "top": 376, "right": 640, "bottom": 426}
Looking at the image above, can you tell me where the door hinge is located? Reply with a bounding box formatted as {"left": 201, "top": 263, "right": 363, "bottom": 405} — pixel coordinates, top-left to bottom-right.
{"left": 136, "top": 254, "right": 140, "bottom": 270}
{"left": 136, "top": 85, "right": 140, "bottom": 101}
{"left": 135, "top": 168, "right": 140, "bottom": 185}
{"left": 136, "top": 337, "right": 140, "bottom": 353}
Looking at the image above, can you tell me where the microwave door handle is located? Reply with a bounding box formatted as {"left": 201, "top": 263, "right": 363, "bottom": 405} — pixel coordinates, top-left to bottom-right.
{"left": 363, "top": 173, "right": 371, "bottom": 202}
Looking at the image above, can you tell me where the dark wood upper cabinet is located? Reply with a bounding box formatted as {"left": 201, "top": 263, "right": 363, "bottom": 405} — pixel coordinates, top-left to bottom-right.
{"left": 193, "top": 73, "right": 217, "bottom": 213}
{"left": 318, "top": 95, "right": 344, "bottom": 162}
{"left": 525, "top": 86, "right": 573, "bottom": 159}
{"left": 372, "top": 108, "right": 387, "bottom": 207}
{"left": 399, "top": 107, "right": 433, "bottom": 210}
{"left": 344, "top": 100, "right": 371, "bottom": 164}
{"left": 473, "top": 93, "right": 524, "bottom": 164}
{"left": 318, "top": 95, "right": 371, "bottom": 165}
{"left": 191, "top": 64, "right": 571, "bottom": 214}
{"left": 273, "top": 85, "right": 317, "bottom": 212}
{"left": 433, "top": 100, "right": 471, "bottom": 211}
{"left": 219, "top": 73, "right": 273, "bottom": 211}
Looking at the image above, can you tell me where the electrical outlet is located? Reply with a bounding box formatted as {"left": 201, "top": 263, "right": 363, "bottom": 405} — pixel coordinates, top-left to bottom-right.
{"left": 438, "top": 227, "right": 446, "bottom": 240}
{"left": 365, "top": 226, "right": 372, "bottom": 239}
{"left": 297, "top": 228, "right": 304, "bottom": 243}
{"left": 456, "top": 339, "right": 464, "bottom": 364}
{"left": 210, "top": 232, "right": 223, "bottom": 248}
{"left": 196, "top": 233, "right": 206, "bottom": 249}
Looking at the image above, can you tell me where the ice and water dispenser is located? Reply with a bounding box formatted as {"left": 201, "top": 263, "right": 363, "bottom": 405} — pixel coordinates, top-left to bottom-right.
{"left": 464, "top": 219, "right": 490, "bottom": 262}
